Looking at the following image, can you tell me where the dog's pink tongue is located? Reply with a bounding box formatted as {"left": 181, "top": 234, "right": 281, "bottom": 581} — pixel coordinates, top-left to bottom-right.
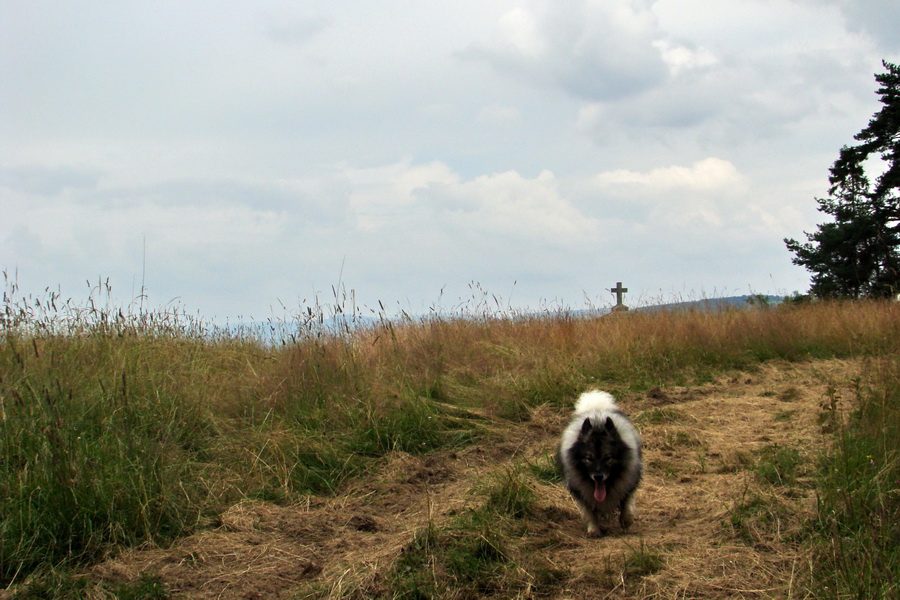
{"left": 594, "top": 481, "right": 607, "bottom": 503}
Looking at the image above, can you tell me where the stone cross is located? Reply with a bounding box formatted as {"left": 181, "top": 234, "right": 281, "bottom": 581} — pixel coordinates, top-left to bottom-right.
{"left": 611, "top": 281, "right": 629, "bottom": 311}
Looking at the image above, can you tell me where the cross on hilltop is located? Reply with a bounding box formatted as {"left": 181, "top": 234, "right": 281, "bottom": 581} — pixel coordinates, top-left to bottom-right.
{"left": 611, "top": 281, "right": 629, "bottom": 312}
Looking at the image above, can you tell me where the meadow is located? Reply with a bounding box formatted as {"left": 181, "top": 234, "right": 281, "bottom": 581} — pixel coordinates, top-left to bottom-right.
{"left": 1, "top": 283, "right": 897, "bottom": 599}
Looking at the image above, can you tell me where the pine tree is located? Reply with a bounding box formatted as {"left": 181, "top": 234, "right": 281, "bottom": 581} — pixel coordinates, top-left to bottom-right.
{"left": 785, "top": 61, "right": 900, "bottom": 299}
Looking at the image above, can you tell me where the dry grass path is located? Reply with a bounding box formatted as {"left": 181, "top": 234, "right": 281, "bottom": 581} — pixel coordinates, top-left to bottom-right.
{"left": 92, "top": 358, "right": 863, "bottom": 599}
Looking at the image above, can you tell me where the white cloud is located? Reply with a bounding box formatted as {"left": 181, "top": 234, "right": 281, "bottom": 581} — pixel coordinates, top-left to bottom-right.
{"left": 344, "top": 160, "right": 458, "bottom": 230}
{"left": 652, "top": 39, "right": 718, "bottom": 76}
{"left": 595, "top": 158, "right": 746, "bottom": 191}
{"left": 339, "top": 159, "right": 597, "bottom": 242}
{"left": 818, "top": 0, "right": 900, "bottom": 51}
{"left": 497, "top": 7, "right": 546, "bottom": 58}
{"left": 477, "top": 104, "right": 522, "bottom": 125}
{"left": 264, "top": 12, "right": 331, "bottom": 45}
{"left": 461, "top": 0, "right": 668, "bottom": 101}
{"left": 445, "top": 169, "right": 597, "bottom": 241}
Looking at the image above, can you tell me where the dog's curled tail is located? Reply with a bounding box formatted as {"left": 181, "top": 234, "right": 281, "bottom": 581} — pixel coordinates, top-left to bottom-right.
{"left": 574, "top": 390, "right": 618, "bottom": 414}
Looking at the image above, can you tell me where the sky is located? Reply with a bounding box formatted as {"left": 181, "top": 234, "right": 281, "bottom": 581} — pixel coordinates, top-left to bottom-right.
{"left": 2, "top": 0, "right": 899, "bottom": 321}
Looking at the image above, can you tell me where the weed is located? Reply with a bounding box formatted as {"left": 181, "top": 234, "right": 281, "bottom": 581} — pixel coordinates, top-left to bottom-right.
{"left": 773, "top": 409, "right": 796, "bottom": 422}
{"left": 479, "top": 466, "right": 538, "bottom": 520}
{"left": 807, "top": 357, "right": 899, "bottom": 599}
{"left": 635, "top": 407, "right": 685, "bottom": 425}
{"left": 5, "top": 570, "right": 89, "bottom": 600}
{"left": 729, "top": 491, "right": 785, "bottom": 547}
{"left": 753, "top": 444, "right": 805, "bottom": 487}
{"left": 386, "top": 514, "right": 515, "bottom": 600}
{"left": 110, "top": 574, "right": 169, "bottom": 600}
{"left": 695, "top": 451, "right": 708, "bottom": 474}
{"left": 389, "top": 522, "right": 441, "bottom": 600}
{"left": 778, "top": 386, "right": 801, "bottom": 402}
{"left": 657, "top": 429, "right": 705, "bottom": 450}
{"left": 525, "top": 451, "right": 561, "bottom": 484}
{"left": 622, "top": 541, "right": 666, "bottom": 578}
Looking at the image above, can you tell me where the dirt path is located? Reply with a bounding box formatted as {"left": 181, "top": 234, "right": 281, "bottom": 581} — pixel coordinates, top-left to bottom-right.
{"left": 92, "top": 358, "right": 864, "bottom": 599}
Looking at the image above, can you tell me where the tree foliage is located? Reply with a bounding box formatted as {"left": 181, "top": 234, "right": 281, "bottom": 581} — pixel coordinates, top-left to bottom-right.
{"left": 785, "top": 60, "right": 900, "bottom": 299}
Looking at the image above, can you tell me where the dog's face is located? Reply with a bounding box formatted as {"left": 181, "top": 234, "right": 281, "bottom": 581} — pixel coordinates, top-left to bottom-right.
{"left": 574, "top": 417, "right": 628, "bottom": 487}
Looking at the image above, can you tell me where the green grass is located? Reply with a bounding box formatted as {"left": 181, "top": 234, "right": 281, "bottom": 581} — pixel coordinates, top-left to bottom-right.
{"left": 2, "top": 281, "right": 899, "bottom": 591}
{"left": 384, "top": 507, "right": 516, "bottom": 599}
{"left": 478, "top": 465, "right": 538, "bottom": 520}
{"left": 5, "top": 571, "right": 168, "bottom": 600}
{"left": 635, "top": 406, "right": 685, "bottom": 425}
{"left": 525, "top": 451, "right": 561, "bottom": 484}
{"left": 773, "top": 409, "right": 796, "bottom": 422}
{"left": 728, "top": 490, "right": 795, "bottom": 548}
{"left": 753, "top": 443, "right": 805, "bottom": 487}
{"left": 622, "top": 541, "right": 666, "bottom": 578}
{"left": 807, "top": 356, "right": 899, "bottom": 599}
{"left": 724, "top": 356, "right": 899, "bottom": 597}
{"left": 382, "top": 466, "right": 560, "bottom": 600}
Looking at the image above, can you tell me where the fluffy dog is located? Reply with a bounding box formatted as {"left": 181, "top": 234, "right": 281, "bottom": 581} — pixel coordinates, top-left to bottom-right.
{"left": 557, "top": 390, "right": 643, "bottom": 536}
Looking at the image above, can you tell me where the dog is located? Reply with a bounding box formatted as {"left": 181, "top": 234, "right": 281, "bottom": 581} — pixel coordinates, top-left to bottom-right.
{"left": 557, "top": 390, "right": 643, "bottom": 536}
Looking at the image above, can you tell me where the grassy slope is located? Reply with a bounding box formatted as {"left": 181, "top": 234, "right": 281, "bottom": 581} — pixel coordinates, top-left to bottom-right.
{"left": 1, "top": 299, "right": 897, "bottom": 597}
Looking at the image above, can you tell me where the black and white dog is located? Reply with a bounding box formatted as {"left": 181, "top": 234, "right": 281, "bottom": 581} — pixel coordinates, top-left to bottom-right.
{"left": 557, "top": 390, "right": 643, "bottom": 536}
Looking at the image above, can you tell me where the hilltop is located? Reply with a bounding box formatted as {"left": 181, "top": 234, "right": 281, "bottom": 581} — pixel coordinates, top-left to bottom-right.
{"left": 1, "top": 299, "right": 896, "bottom": 599}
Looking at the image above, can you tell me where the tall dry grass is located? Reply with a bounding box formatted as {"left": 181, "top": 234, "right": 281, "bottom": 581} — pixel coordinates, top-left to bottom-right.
{"left": 1, "top": 281, "right": 898, "bottom": 587}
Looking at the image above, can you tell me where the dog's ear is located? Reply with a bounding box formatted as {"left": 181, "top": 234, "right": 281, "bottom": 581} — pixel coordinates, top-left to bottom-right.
{"left": 604, "top": 416, "right": 616, "bottom": 432}
{"left": 581, "top": 418, "right": 593, "bottom": 435}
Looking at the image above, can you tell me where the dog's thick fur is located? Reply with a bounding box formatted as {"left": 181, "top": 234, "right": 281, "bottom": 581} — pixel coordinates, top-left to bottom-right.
{"left": 557, "top": 390, "right": 643, "bottom": 536}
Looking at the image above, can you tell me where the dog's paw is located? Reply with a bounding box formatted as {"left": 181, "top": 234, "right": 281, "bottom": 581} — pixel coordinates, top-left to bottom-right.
{"left": 620, "top": 512, "right": 634, "bottom": 530}
{"left": 586, "top": 524, "right": 609, "bottom": 538}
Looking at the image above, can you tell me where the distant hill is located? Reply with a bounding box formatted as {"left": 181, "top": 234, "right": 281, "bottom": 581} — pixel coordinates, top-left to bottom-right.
{"left": 635, "top": 295, "right": 784, "bottom": 313}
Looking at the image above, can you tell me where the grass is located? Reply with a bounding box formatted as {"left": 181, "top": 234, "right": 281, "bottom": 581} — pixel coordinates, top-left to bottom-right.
{"left": 2, "top": 279, "right": 899, "bottom": 594}
{"left": 753, "top": 443, "right": 806, "bottom": 487}
{"left": 807, "top": 356, "right": 899, "bottom": 599}
{"left": 728, "top": 490, "right": 796, "bottom": 547}
{"left": 722, "top": 354, "right": 898, "bottom": 597}
{"left": 6, "top": 571, "right": 168, "bottom": 600}
{"left": 380, "top": 465, "right": 566, "bottom": 599}
{"left": 525, "top": 451, "right": 561, "bottom": 484}
{"left": 635, "top": 406, "right": 686, "bottom": 425}
{"left": 622, "top": 541, "right": 666, "bottom": 578}
{"left": 478, "top": 465, "right": 538, "bottom": 520}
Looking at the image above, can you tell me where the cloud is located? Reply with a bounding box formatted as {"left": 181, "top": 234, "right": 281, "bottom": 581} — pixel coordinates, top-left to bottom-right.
{"left": 264, "top": 13, "right": 331, "bottom": 45}
{"left": 343, "top": 160, "right": 459, "bottom": 230}
{"left": 573, "top": 0, "right": 883, "bottom": 147}
{"left": 442, "top": 169, "right": 598, "bottom": 241}
{"left": 477, "top": 104, "right": 522, "bottom": 125}
{"left": 1, "top": 164, "right": 101, "bottom": 196}
{"left": 826, "top": 0, "right": 900, "bottom": 51}
{"left": 460, "top": 0, "right": 668, "bottom": 101}
{"left": 594, "top": 157, "right": 746, "bottom": 191}
{"left": 1, "top": 157, "right": 608, "bottom": 315}
{"left": 652, "top": 39, "right": 717, "bottom": 76}
{"left": 340, "top": 159, "right": 598, "bottom": 242}
{"left": 589, "top": 158, "right": 759, "bottom": 235}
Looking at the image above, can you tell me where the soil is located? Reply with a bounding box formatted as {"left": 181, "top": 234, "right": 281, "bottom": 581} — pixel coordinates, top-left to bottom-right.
{"left": 88, "top": 358, "right": 864, "bottom": 599}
